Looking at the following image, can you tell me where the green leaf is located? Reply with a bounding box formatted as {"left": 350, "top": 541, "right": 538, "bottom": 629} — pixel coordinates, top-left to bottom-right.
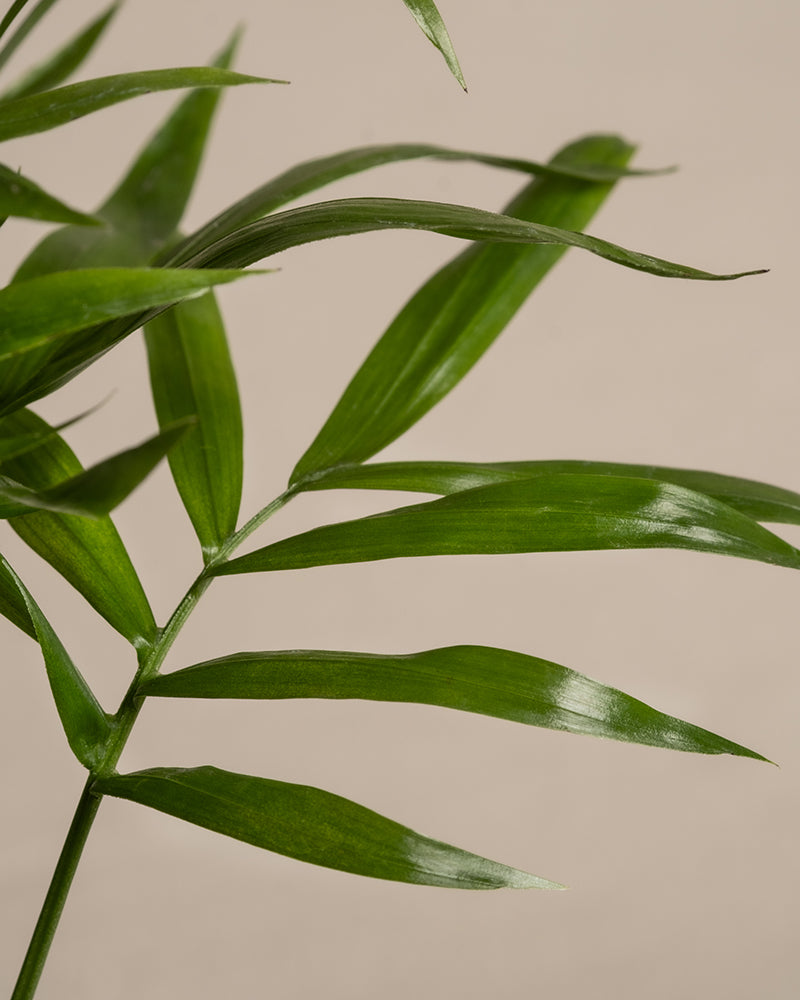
{"left": 402, "top": 0, "right": 466, "bottom": 90}
{"left": 0, "top": 419, "right": 194, "bottom": 518}
{"left": 0, "top": 0, "right": 58, "bottom": 74}
{"left": 145, "top": 293, "right": 242, "bottom": 559}
{"left": 0, "top": 1, "right": 35, "bottom": 44}
{"left": 0, "top": 548, "right": 34, "bottom": 637}
{"left": 0, "top": 402, "right": 101, "bottom": 463}
{"left": 1, "top": 409, "right": 157, "bottom": 648}
{"left": 299, "top": 459, "right": 800, "bottom": 527}
{"left": 212, "top": 474, "right": 800, "bottom": 577}
{"left": 0, "top": 2, "right": 119, "bottom": 102}
{"left": 0, "top": 66, "right": 278, "bottom": 142}
{"left": 284, "top": 137, "right": 692, "bottom": 482}
{"left": 141, "top": 645, "right": 766, "bottom": 760}
{"left": 0, "top": 266, "right": 256, "bottom": 416}
{"left": 0, "top": 162, "right": 98, "bottom": 224}
{"left": 95, "top": 765, "right": 560, "bottom": 889}
{"left": 166, "top": 140, "right": 670, "bottom": 268}
{"left": 2, "top": 554, "right": 111, "bottom": 768}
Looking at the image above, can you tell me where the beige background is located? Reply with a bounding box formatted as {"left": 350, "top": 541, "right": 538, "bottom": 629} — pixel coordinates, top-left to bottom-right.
{"left": 1, "top": 1, "right": 799, "bottom": 997}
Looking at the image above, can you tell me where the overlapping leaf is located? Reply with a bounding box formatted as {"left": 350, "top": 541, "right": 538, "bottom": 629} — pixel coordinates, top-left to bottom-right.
{"left": 0, "top": 548, "right": 34, "bottom": 636}
{"left": 1, "top": 409, "right": 157, "bottom": 647}
{"left": 141, "top": 645, "right": 765, "bottom": 759}
{"left": 213, "top": 475, "right": 800, "bottom": 576}
{"left": 3, "top": 555, "right": 111, "bottom": 768}
{"left": 299, "top": 459, "right": 800, "bottom": 526}
{"left": 402, "top": 0, "right": 465, "bottom": 89}
{"left": 95, "top": 765, "right": 560, "bottom": 889}
{"left": 0, "top": 162, "right": 97, "bottom": 224}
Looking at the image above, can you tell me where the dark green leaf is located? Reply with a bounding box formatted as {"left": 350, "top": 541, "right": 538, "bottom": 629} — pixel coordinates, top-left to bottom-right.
{"left": 3, "top": 555, "right": 111, "bottom": 767}
{"left": 2, "top": 409, "right": 157, "bottom": 648}
{"left": 0, "top": 548, "right": 34, "bottom": 636}
{"left": 0, "top": 419, "right": 194, "bottom": 518}
{"left": 402, "top": 0, "right": 466, "bottom": 89}
{"left": 0, "top": 66, "right": 277, "bottom": 142}
{"left": 0, "top": 266, "right": 256, "bottom": 416}
{"left": 0, "top": 2, "right": 119, "bottom": 102}
{"left": 299, "top": 459, "right": 800, "bottom": 527}
{"left": 0, "top": 0, "right": 57, "bottom": 74}
{"left": 141, "top": 645, "right": 766, "bottom": 760}
{"left": 0, "top": 161, "right": 98, "bottom": 224}
{"left": 145, "top": 293, "right": 242, "bottom": 558}
{"left": 95, "top": 765, "right": 560, "bottom": 889}
{"left": 0, "top": 1, "right": 34, "bottom": 44}
{"left": 212, "top": 474, "right": 800, "bottom": 577}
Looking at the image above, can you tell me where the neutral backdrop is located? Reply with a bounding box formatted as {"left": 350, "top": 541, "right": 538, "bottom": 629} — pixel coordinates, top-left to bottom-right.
{"left": 1, "top": 2, "right": 798, "bottom": 997}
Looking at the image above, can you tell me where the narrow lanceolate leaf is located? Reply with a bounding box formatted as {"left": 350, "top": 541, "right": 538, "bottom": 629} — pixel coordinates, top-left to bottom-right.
{"left": 285, "top": 138, "right": 651, "bottom": 481}
{"left": 0, "top": 1, "right": 34, "bottom": 44}
{"left": 1, "top": 409, "right": 157, "bottom": 648}
{"left": 213, "top": 475, "right": 800, "bottom": 577}
{"left": 0, "top": 66, "right": 278, "bottom": 142}
{"left": 0, "top": 402, "right": 101, "bottom": 463}
{"left": 0, "top": 549, "right": 34, "bottom": 637}
{"left": 96, "top": 766, "right": 560, "bottom": 889}
{"left": 300, "top": 460, "right": 800, "bottom": 527}
{"left": 0, "top": 267, "right": 255, "bottom": 415}
{"left": 146, "top": 293, "right": 242, "bottom": 559}
{"left": 0, "top": 162, "right": 97, "bottom": 225}
{"left": 0, "top": 2, "right": 119, "bottom": 102}
{"left": 402, "top": 0, "right": 466, "bottom": 89}
{"left": 0, "top": 0, "right": 58, "bottom": 73}
{"left": 166, "top": 141, "right": 670, "bottom": 267}
{"left": 141, "top": 646, "right": 766, "bottom": 760}
{"left": 3, "top": 555, "right": 111, "bottom": 768}
{"left": 0, "top": 419, "right": 194, "bottom": 518}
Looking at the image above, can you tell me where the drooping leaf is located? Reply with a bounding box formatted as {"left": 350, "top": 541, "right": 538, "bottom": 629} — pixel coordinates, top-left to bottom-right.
{"left": 3, "top": 555, "right": 111, "bottom": 768}
{"left": 15, "top": 30, "right": 245, "bottom": 281}
{"left": 145, "top": 293, "right": 242, "bottom": 559}
{"left": 0, "top": 266, "right": 257, "bottom": 415}
{"left": 1, "top": 409, "right": 157, "bottom": 648}
{"left": 402, "top": 0, "right": 466, "bottom": 89}
{"left": 0, "top": 0, "right": 58, "bottom": 74}
{"left": 0, "top": 548, "right": 34, "bottom": 636}
{"left": 212, "top": 475, "right": 800, "bottom": 577}
{"left": 95, "top": 765, "right": 560, "bottom": 889}
{"left": 166, "top": 140, "right": 671, "bottom": 268}
{"left": 0, "top": 2, "right": 119, "bottom": 102}
{"left": 0, "top": 419, "right": 194, "bottom": 518}
{"left": 298, "top": 459, "right": 800, "bottom": 527}
{"left": 141, "top": 645, "right": 766, "bottom": 760}
{"left": 0, "top": 161, "right": 97, "bottom": 224}
{"left": 0, "top": 66, "right": 277, "bottom": 142}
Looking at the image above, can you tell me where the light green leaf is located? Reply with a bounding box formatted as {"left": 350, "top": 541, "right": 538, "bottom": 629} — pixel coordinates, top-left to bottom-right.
{"left": 0, "top": 266, "right": 256, "bottom": 416}
{"left": 0, "top": 402, "right": 101, "bottom": 463}
{"left": 212, "top": 474, "right": 800, "bottom": 577}
{"left": 0, "top": 419, "right": 193, "bottom": 518}
{"left": 141, "top": 645, "right": 766, "bottom": 760}
{"left": 299, "top": 459, "right": 800, "bottom": 527}
{"left": 0, "top": 2, "right": 119, "bottom": 102}
{"left": 2, "top": 554, "right": 111, "bottom": 767}
{"left": 0, "top": 0, "right": 57, "bottom": 74}
{"left": 0, "top": 548, "right": 34, "bottom": 637}
{"left": 145, "top": 293, "right": 242, "bottom": 559}
{"left": 95, "top": 765, "right": 560, "bottom": 889}
{"left": 0, "top": 161, "right": 98, "bottom": 224}
{"left": 1, "top": 409, "right": 157, "bottom": 648}
{"left": 402, "top": 0, "right": 466, "bottom": 89}
{"left": 0, "top": 65, "right": 278, "bottom": 142}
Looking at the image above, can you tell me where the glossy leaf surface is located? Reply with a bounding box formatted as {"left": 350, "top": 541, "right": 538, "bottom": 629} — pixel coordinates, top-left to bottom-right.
{"left": 300, "top": 459, "right": 800, "bottom": 526}
{"left": 145, "top": 293, "right": 242, "bottom": 558}
{"left": 96, "top": 765, "right": 560, "bottom": 889}
{"left": 3, "top": 555, "right": 110, "bottom": 767}
{"left": 214, "top": 475, "right": 800, "bottom": 576}
{"left": 2, "top": 410, "right": 156, "bottom": 647}
{"left": 0, "top": 549, "right": 34, "bottom": 636}
{"left": 0, "top": 66, "right": 274, "bottom": 142}
{"left": 141, "top": 645, "right": 765, "bottom": 759}
{"left": 0, "top": 420, "right": 193, "bottom": 518}
{"left": 402, "top": 0, "right": 465, "bottom": 89}
{"left": 0, "top": 162, "right": 97, "bottom": 224}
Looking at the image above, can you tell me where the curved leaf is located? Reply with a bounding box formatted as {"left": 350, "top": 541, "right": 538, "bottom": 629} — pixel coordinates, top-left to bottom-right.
{"left": 0, "top": 1, "right": 34, "bottom": 44}
{"left": 0, "top": 162, "right": 97, "bottom": 224}
{"left": 299, "top": 459, "right": 800, "bottom": 526}
{"left": 0, "top": 0, "right": 57, "bottom": 74}
{"left": 402, "top": 0, "right": 466, "bottom": 89}
{"left": 95, "top": 765, "right": 560, "bottom": 889}
{"left": 1, "top": 409, "right": 157, "bottom": 648}
{"left": 3, "top": 555, "right": 111, "bottom": 768}
{"left": 0, "top": 66, "right": 277, "bottom": 142}
{"left": 141, "top": 645, "right": 766, "bottom": 760}
{"left": 212, "top": 474, "right": 800, "bottom": 576}
{"left": 0, "top": 548, "right": 34, "bottom": 637}
{"left": 145, "top": 292, "right": 242, "bottom": 559}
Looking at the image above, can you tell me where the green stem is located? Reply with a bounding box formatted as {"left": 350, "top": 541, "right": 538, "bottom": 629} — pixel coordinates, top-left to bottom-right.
{"left": 11, "top": 485, "right": 298, "bottom": 1000}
